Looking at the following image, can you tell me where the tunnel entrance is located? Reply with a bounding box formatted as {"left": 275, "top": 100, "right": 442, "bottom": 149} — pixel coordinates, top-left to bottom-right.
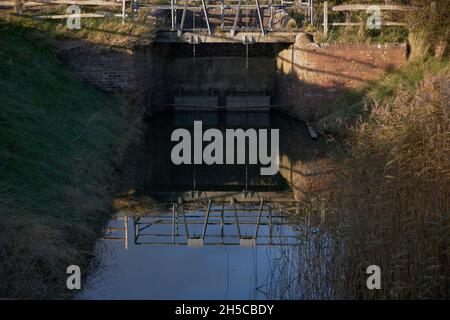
{"left": 157, "top": 42, "right": 290, "bottom": 110}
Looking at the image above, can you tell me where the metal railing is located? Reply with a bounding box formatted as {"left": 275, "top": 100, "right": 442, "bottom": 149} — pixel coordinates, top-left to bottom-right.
{"left": 103, "top": 192, "right": 304, "bottom": 248}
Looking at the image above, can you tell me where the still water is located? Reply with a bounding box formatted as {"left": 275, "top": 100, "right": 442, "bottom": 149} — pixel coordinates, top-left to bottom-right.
{"left": 79, "top": 111, "right": 326, "bottom": 300}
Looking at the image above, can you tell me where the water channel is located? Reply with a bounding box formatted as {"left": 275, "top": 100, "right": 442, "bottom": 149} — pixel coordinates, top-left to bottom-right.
{"left": 79, "top": 110, "right": 331, "bottom": 299}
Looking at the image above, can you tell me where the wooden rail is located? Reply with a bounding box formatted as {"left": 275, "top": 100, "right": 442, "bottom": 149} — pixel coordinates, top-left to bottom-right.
{"left": 0, "top": 0, "right": 127, "bottom": 7}
{"left": 34, "top": 12, "right": 124, "bottom": 18}
{"left": 323, "top": 1, "right": 413, "bottom": 36}
{"left": 332, "top": 4, "right": 414, "bottom": 12}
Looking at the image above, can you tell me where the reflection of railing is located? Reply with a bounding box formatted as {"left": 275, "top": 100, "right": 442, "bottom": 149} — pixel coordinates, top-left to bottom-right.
{"left": 103, "top": 192, "right": 303, "bottom": 247}
{"left": 103, "top": 214, "right": 129, "bottom": 249}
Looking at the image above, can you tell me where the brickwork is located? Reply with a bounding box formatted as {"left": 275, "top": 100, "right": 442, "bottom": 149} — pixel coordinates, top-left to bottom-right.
{"left": 276, "top": 33, "right": 407, "bottom": 120}
{"left": 59, "top": 43, "right": 168, "bottom": 95}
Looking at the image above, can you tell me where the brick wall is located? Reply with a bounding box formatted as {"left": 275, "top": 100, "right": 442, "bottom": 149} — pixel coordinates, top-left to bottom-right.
{"left": 276, "top": 33, "right": 407, "bottom": 121}
{"left": 58, "top": 43, "right": 169, "bottom": 102}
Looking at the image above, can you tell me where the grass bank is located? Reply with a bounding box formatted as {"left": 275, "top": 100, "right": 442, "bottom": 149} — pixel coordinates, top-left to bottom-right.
{"left": 0, "top": 20, "right": 142, "bottom": 298}
{"left": 311, "top": 57, "right": 449, "bottom": 298}
{"left": 1, "top": 8, "right": 160, "bottom": 48}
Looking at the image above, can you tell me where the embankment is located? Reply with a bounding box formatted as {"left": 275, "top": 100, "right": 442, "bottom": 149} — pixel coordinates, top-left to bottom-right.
{"left": 0, "top": 21, "right": 143, "bottom": 298}
{"left": 317, "top": 58, "right": 450, "bottom": 299}
{"left": 276, "top": 33, "right": 407, "bottom": 121}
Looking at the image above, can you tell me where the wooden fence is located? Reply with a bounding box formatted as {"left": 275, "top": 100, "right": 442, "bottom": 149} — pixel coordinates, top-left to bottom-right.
{"left": 322, "top": 1, "right": 414, "bottom": 36}
{"left": 1, "top": 1, "right": 419, "bottom": 34}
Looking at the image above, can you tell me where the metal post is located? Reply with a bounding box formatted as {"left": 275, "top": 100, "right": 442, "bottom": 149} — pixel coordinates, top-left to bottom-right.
{"left": 124, "top": 216, "right": 128, "bottom": 250}
{"left": 172, "top": 203, "right": 176, "bottom": 244}
{"left": 134, "top": 217, "right": 140, "bottom": 244}
{"left": 254, "top": 199, "right": 264, "bottom": 238}
{"left": 175, "top": 204, "right": 179, "bottom": 235}
{"left": 174, "top": 0, "right": 178, "bottom": 30}
{"left": 268, "top": 206, "right": 272, "bottom": 245}
{"left": 122, "top": 0, "right": 126, "bottom": 23}
{"left": 323, "top": 1, "right": 328, "bottom": 36}
{"left": 220, "top": 0, "right": 224, "bottom": 29}
{"left": 220, "top": 204, "right": 224, "bottom": 245}
{"left": 178, "top": 0, "right": 189, "bottom": 37}
{"left": 201, "top": 0, "right": 212, "bottom": 35}
{"left": 171, "top": 0, "right": 175, "bottom": 30}
{"left": 255, "top": 0, "right": 266, "bottom": 36}
{"left": 269, "top": 0, "right": 274, "bottom": 31}
{"left": 233, "top": 202, "right": 242, "bottom": 239}
{"left": 181, "top": 204, "right": 190, "bottom": 239}
{"left": 231, "top": 0, "right": 242, "bottom": 36}
{"left": 201, "top": 199, "right": 212, "bottom": 240}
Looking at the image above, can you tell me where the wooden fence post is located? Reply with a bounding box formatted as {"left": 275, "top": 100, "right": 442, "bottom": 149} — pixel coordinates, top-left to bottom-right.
{"left": 324, "top": 1, "right": 328, "bottom": 36}
{"left": 122, "top": 0, "right": 126, "bottom": 23}
{"left": 14, "top": 0, "right": 23, "bottom": 14}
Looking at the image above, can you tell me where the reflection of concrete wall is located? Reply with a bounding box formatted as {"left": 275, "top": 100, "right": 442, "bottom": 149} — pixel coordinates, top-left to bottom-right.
{"left": 167, "top": 57, "right": 276, "bottom": 94}
{"left": 276, "top": 33, "right": 407, "bottom": 121}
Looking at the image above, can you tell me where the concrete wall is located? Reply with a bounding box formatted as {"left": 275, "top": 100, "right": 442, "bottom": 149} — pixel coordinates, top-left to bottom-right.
{"left": 166, "top": 56, "right": 276, "bottom": 94}
{"left": 58, "top": 36, "right": 407, "bottom": 116}
{"left": 276, "top": 33, "right": 407, "bottom": 120}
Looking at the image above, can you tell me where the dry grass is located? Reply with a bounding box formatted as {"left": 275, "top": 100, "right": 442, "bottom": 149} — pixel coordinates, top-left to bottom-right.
{"left": 0, "top": 21, "right": 146, "bottom": 298}
{"left": 0, "top": 209, "right": 96, "bottom": 298}
{"left": 57, "top": 8, "right": 162, "bottom": 47}
{"left": 271, "top": 63, "right": 449, "bottom": 299}
{"left": 327, "top": 67, "right": 450, "bottom": 298}
{"left": 299, "top": 3, "right": 449, "bottom": 295}
{"left": 2, "top": 8, "right": 162, "bottom": 48}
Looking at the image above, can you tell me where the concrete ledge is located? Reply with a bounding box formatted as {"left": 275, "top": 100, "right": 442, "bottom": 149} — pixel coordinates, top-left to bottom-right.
{"left": 187, "top": 238, "right": 204, "bottom": 247}
{"left": 154, "top": 31, "right": 297, "bottom": 44}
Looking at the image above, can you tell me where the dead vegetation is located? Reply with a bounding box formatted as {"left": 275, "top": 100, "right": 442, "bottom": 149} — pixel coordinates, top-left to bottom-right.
{"left": 0, "top": 20, "right": 147, "bottom": 298}
{"left": 2, "top": 7, "right": 162, "bottom": 48}
{"left": 272, "top": 1, "right": 450, "bottom": 299}
{"left": 327, "top": 68, "right": 450, "bottom": 298}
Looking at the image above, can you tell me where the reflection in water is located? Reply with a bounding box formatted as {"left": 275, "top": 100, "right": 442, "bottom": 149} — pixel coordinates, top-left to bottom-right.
{"left": 131, "top": 110, "right": 312, "bottom": 192}
{"left": 79, "top": 111, "right": 329, "bottom": 299}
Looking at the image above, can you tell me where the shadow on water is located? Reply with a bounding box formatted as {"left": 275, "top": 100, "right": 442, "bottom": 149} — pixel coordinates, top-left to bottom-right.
{"left": 133, "top": 110, "right": 292, "bottom": 193}
{"left": 79, "top": 110, "right": 333, "bottom": 300}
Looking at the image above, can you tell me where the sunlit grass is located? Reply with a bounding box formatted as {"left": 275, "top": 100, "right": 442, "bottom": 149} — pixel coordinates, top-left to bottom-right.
{"left": 0, "top": 20, "right": 139, "bottom": 298}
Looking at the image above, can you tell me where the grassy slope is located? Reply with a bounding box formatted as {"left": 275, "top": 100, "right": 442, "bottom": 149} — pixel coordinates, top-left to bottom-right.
{"left": 1, "top": 8, "right": 160, "bottom": 48}
{"left": 313, "top": 57, "right": 450, "bottom": 298}
{"left": 0, "top": 21, "right": 130, "bottom": 298}
{"left": 314, "top": 58, "right": 449, "bottom": 136}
